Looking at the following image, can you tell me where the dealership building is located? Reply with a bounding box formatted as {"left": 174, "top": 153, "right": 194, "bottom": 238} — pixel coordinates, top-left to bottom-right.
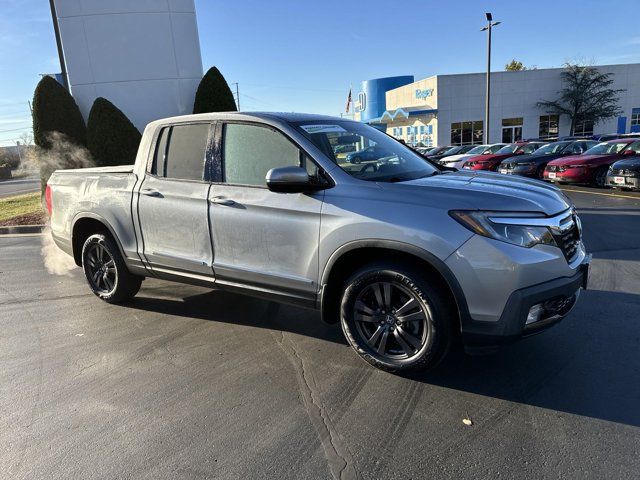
{"left": 356, "top": 63, "right": 640, "bottom": 147}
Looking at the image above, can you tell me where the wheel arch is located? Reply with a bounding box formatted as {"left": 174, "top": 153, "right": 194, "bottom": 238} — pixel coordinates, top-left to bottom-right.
{"left": 319, "top": 240, "right": 470, "bottom": 334}
{"left": 71, "top": 213, "right": 126, "bottom": 267}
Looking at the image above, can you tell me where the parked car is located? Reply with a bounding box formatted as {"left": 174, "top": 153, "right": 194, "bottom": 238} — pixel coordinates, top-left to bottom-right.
{"left": 592, "top": 133, "right": 640, "bottom": 142}
{"left": 498, "top": 140, "right": 598, "bottom": 178}
{"left": 544, "top": 138, "right": 640, "bottom": 186}
{"left": 430, "top": 144, "right": 476, "bottom": 162}
{"left": 346, "top": 144, "right": 394, "bottom": 163}
{"left": 418, "top": 145, "right": 451, "bottom": 158}
{"left": 334, "top": 144, "right": 356, "bottom": 154}
{"left": 463, "top": 142, "right": 544, "bottom": 171}
{"left": 606, "top": 156, "right": 640, "bottom": 190}
{"left": 46, "top": 112, "right": 589, "bottom": 373}
{"left": 437, "top": 144, "right": 505, "bottom": 169}
{"left": 415, "top": 146, "right": 436, "bottom": 155}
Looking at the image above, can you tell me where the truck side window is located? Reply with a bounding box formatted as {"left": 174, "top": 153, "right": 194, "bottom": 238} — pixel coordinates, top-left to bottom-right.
{"left": 223, "top": 123, "right": 300, "bottom": 186}
{"left": 152, "top": 127, "right": 168, "bottom": 176}
{"left": 163, "top": 123, "right": 210, "bottom": 181}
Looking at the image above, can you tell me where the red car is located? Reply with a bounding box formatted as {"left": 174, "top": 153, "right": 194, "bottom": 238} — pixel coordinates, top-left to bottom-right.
{"left": 544, "top": 138, "right": 640, "bottom": 186}
{"left": 462, "top": 141, "right": 544, "bottom": 171}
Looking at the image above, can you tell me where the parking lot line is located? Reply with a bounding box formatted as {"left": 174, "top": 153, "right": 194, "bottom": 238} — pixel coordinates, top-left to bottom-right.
{"left": 560, "top": 188, "right": 639, "bottom": 199}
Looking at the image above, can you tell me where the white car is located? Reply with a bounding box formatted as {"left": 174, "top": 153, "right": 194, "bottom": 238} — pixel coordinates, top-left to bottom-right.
{"left": 438, "top": 144, "right": 507, "bottom": 169}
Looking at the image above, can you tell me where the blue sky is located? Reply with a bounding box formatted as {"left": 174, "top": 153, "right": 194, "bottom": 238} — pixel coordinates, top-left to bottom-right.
{"left": 2, "top": 0, "right": 640, "bottom": 146}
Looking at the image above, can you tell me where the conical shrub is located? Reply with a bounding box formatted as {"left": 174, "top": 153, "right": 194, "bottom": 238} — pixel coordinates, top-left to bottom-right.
{"left": 193, "top": 66, "right": 237, "bottom": 113}
{"left": 86, "top": 97, "right": 141, "bottom": 166}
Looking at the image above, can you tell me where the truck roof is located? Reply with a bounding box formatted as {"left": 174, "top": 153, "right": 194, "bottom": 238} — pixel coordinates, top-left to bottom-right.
{"left": 147, "top": 111, "right": 349, "bottom": 128}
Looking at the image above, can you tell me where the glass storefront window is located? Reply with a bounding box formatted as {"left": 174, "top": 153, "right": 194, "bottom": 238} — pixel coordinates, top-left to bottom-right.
{"left": 502, "top": 117, "right": 523, "bottom": 143}
{"left": 539, "top": 115, "right": 559, "bottom": 139}
{"left": 450, "top": 120, "right": 483, "bottom": 146}
{"left": 631, "top": 108, "right": 640, "bottom": 129}
{"left": 574, "top": 119, "right": 594, "bottom": 137}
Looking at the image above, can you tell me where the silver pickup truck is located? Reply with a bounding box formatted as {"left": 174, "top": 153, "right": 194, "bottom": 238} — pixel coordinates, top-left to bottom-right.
{"left": 47, "top": 112, "right": 590, "bottom": 372}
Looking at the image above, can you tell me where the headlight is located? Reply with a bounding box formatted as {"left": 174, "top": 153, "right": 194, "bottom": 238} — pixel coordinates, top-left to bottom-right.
{"left": 450, "top": 210, "right": 557, "bottom": 248}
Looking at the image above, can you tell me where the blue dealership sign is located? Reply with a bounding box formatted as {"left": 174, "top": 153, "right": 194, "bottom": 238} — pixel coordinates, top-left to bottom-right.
{"left": 415, "top": 88, "right": 434, "bottom": 100}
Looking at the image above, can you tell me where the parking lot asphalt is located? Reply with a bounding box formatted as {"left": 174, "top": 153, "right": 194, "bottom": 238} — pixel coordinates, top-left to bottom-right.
{"left": 1, "top": 187, "right": 639, "bottom": 479}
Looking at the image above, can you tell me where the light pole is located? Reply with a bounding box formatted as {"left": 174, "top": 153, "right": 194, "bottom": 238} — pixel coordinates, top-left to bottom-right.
{"left": 481, "top": 13, "right": 500, "bottom": 144}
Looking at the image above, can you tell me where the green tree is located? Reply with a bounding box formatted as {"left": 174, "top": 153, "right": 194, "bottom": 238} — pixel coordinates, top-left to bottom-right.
{"left": 87, "top": 97, "right": 142, "bottom": 166}
{"left": 193, "top": 66, "right": 237, "bottom": 114}
{"left": 537, "top": 63, "right": 624, "bottom": 135}
{"left": 32, "top": 76, "right": 86, "bottom": 149}
{"left": 505, "top": 59, "right": 526, "bottom": 71}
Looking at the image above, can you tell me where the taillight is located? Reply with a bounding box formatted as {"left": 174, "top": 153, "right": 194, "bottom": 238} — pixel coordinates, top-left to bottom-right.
{"left": 45, "top": 185, "right": 53, "bottom": 216}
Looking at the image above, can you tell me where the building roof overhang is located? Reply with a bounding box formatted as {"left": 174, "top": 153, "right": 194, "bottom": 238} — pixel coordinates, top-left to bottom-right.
{"left": 367, "top": 108, "right": 437, "bottom": 124}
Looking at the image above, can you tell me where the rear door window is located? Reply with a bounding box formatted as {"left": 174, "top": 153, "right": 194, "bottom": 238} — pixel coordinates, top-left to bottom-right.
{"left": 155, "top": 123, "right": 210, "bottom": 181}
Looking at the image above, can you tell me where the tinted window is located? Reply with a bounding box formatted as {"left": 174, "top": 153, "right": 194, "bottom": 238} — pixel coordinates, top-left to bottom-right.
{"left": 152, "top": 127, "right": 169, "bottom": 175}
{"left": 163, "top": 124, "right": 210, "bottom": 181}
{"left": 224, "top": 123, "right": 300, "bottom": 186}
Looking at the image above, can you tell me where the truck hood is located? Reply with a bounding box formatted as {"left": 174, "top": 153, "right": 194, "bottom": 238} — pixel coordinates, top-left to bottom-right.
{"left": 386, "top": 170, "right": 571, "bottom": 215}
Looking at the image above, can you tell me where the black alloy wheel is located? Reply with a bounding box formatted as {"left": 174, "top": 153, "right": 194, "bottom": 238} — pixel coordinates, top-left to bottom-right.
{"left": 340, "top": 263, "right": 452, "bottom": 372}
{"left": 82, "top": 233, "right": 142, "bottom": 303}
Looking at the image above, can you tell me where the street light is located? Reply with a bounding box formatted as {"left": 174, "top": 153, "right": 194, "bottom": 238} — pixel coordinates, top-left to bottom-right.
{"left": 481, "top": 13, "right": 501, "bottom": 144}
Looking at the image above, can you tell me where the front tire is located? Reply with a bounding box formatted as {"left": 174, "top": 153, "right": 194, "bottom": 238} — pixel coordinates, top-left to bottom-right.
{"left": 82, "top": 233, "right": 142, "bottom": 303}
{"left": 593, "top": 166, "right": 608, "bottom": 187}
{"left": 340, "top": 263, "right": 452, "bottom": 373}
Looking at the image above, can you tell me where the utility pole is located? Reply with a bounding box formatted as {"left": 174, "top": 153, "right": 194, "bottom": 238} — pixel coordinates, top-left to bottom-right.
{"left": 481, "top": 13, "right": 501, "bottom": 144}
{"left": 232, "top": 82, "right": 240, "bottom": 111}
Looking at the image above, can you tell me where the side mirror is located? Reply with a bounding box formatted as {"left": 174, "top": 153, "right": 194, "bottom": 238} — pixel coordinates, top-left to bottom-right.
{"left": 516, "top": 150, "right": 526, "bottom": 155}
{"left": 266, "top": 166, "right": 317, "bottom": 193}
{"left": 623, "top": 149, "right": 636, "bottom": 156}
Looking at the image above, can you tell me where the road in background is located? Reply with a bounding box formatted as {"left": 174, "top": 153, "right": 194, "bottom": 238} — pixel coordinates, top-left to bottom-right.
{"left": 0, "top": 177, "right": 40, "bottom": 198}
{"left": 1, "top": 189, "right": 639, "bottom": 479}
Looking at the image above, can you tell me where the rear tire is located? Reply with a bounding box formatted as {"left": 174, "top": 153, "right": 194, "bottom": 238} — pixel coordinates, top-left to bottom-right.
{"left": 340, "top": 262, "right": 452, "bottom": 373}
{"left": 82, "top": 233, "right": 142, "bottom": 303}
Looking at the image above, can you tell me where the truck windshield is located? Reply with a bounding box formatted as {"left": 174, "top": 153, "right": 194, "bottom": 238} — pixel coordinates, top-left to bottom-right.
{"left": 294, "top": 121, "right": 438, "bottom": 182}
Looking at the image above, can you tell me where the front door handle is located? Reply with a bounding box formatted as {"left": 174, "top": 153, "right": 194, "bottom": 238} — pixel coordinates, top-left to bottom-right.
{"left": 210, "top": 196, "right": 236, "bottom": 206}
{"left": 141, "top": 188, "right": 163, "bottom": 197}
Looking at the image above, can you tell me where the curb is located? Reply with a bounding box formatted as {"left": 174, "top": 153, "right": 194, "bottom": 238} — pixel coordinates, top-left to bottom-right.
{"left": 0, "top": 224, "right": 46, "bottom": 235}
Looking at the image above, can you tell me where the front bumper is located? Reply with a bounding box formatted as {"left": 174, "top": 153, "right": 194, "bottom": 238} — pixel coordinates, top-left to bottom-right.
{"left": 606, "top": 174, "right": 640, "bottom": 190}
{"left": 460, "top": 259, "right": 589, "bottom": 349}
{"left": 445, "top": 230, "right": 589, "bottom": 350}
{"left": 544, "top": 168, "right": 593, "bottom": 183}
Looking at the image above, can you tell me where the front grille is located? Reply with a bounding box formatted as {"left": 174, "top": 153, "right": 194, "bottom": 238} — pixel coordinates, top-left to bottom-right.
{"left": 552, "top": 212, "right": 581, "bottom": 262}
{"left": 610, "top": 168, "right": 639, "bottom": 177}
{"left": 502, "top": 163, "right": 515, "bottom": 170}
{"left": 547, "top": 165, "right": 566, "bottom": 173}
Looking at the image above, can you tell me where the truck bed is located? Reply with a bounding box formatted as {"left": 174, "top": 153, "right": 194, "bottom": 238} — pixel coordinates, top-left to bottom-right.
{"left": 53, "top": 165, "right": 135, "bottom": 175}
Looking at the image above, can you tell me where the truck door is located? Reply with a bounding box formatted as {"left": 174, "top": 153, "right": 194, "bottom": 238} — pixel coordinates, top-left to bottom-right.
{"left": 208, "top": 122, "right": 323, "bottom": 304}
{"left": 137, "top": 122, "right": 214, "bottom": 279}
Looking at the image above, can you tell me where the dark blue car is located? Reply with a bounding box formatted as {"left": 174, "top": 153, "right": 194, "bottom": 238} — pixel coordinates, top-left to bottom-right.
{"left": 346, "top": 145, "right": 393, "bottom": 164}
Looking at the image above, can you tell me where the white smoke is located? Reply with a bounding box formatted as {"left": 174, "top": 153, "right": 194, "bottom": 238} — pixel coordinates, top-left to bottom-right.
{"left": 41, "top": 226, "right": 77, "bottom": 276}
{"left": 34, "top": 132, "right": 95, "bottom": 276}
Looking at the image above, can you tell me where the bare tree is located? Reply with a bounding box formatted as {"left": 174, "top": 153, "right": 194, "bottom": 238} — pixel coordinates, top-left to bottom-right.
{"left": 537, "top": 63, "right": 624, "bottom": 135}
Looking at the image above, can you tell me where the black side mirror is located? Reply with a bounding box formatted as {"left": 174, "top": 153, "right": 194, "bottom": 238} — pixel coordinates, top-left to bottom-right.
{"left": 266, "top": 166, "right": 323, "bottom": 193}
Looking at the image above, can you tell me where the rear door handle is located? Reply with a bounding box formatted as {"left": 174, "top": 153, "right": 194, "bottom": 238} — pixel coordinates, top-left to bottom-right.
{"left": 141, "top": 188, "right": 162, "bottom": 197}
{"left": 210, "top": 196, "right": 236, "bottom": 206}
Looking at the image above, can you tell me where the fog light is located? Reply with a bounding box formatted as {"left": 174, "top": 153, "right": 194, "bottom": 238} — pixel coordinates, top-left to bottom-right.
{"left": 526, "top": 304, "right": 543, "bottom": 325}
